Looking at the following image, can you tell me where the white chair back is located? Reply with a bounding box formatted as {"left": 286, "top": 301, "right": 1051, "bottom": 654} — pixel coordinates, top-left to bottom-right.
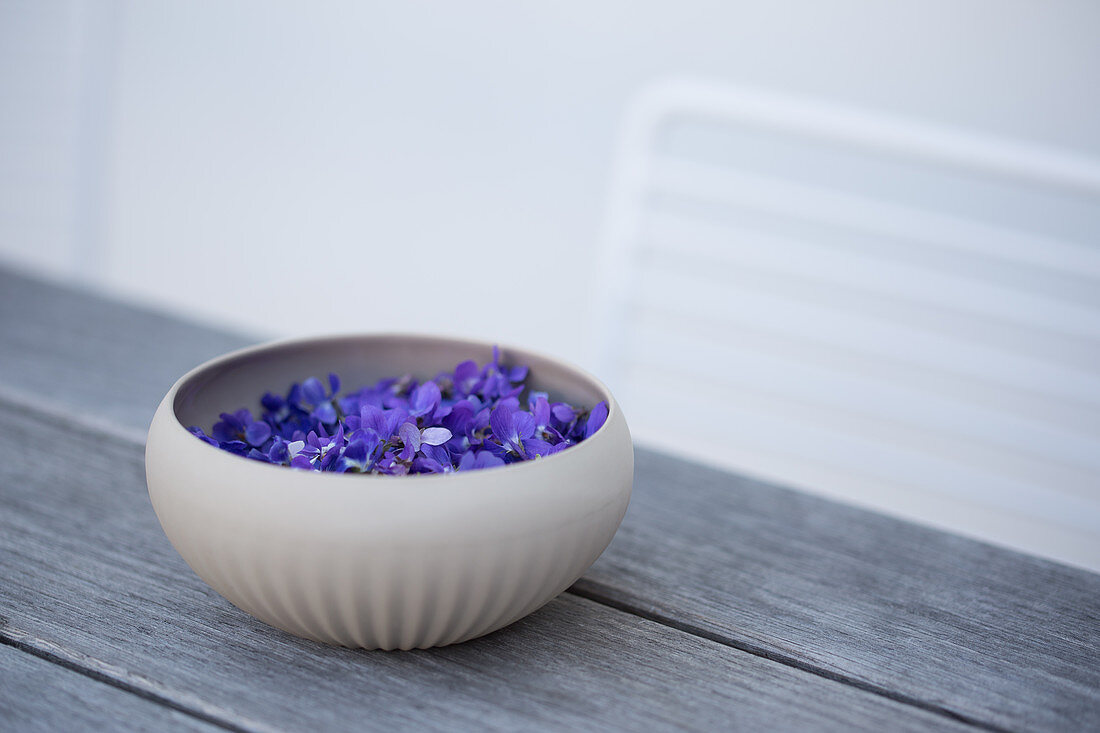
{"left": 594, "top": 79, "right": 1100, "bottom": 570}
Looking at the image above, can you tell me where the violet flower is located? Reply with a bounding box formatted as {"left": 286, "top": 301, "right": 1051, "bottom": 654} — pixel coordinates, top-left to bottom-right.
{"left": 188, "top": 349, "right": 608, "bottom": 475}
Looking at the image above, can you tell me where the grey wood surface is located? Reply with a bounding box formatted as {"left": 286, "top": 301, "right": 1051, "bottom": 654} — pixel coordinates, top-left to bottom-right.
{"left": 0, "top": 396, "right": 969, "bottom": 732}
{"left": 0, "top": 643, "right": 216, "bottom": 732}
{"left": 577, "top": 454, "right": 1100, "bottom": 731}
{"left": 2, "top": 267, "right": 1099, "bottom": 731}
{"left": 0, "top": 268, "right": 249, "bottom": 433}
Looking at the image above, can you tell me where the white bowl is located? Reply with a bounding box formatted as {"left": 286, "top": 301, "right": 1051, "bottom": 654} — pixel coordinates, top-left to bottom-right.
{"left": 145, "top": 334, "right": 633, "bottom": 649}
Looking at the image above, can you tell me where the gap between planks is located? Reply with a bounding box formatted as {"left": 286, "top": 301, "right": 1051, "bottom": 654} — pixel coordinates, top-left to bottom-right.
{"left": 0, "top": 629, "right": 269, "bottom": 733}
{"left": 568, "top": 583, "right": 1012, "bottom": 733}
{"left": 0, "top": 386, "right": 1006, "bottom": 733}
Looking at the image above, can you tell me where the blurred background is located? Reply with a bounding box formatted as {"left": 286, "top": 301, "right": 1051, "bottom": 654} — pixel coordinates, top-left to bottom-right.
{"left": 2, "top": 0, "right": 1099, "bottom": 570}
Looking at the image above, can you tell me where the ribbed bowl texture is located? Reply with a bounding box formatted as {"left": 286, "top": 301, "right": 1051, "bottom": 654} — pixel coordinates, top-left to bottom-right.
{"left": 145, "top": 334, "right": 633, "bottom": 649}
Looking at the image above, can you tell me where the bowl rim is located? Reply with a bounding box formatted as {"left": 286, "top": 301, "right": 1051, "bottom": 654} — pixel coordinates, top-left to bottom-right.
{"left": 160, "top": 331, "right": 622, "bottom": 484}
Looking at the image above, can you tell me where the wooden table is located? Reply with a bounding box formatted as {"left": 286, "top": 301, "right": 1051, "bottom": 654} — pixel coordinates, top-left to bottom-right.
{"left": 1, "top": 268, "right": 1097, "bottom": 732}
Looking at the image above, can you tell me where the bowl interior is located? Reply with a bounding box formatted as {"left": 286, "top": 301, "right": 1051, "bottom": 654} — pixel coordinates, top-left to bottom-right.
{"left": 173, "top": 334, "right": 610, "bottom": 432}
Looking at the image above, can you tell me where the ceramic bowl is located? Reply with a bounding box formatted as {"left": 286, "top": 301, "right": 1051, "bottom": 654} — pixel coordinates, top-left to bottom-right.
{"left": 145, "top": 334, "right": 633, "bottom": 650}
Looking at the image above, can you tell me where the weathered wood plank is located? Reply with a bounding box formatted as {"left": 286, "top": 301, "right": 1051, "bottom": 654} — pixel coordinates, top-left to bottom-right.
{"left": 4, "top": 266, "right": 1099, "bottom": 729}
{"left": 0, "top": 397, "right": 969, "bottom": 732}
{"left": 0, "top": 643, "right": 218, "bottom": 732}
{"left": 575, "top": 451, "right": 1100, "bottom": 731}
{"left": 0, "top": 269, "right": 249, "bottom": 432}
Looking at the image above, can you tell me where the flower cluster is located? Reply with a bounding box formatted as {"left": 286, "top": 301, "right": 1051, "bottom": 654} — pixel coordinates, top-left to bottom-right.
{"left": 188, "top": 348, "right": 608, "bottom": 475}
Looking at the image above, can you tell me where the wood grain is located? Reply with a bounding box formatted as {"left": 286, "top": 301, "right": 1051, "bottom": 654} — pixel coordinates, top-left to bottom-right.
{"left": 0, "top": 643, "right": 218, "bottom": 732}
{"left": 0, "top": 269, "right": 249, "bottom": 433}
{"left": 3, "top": 267, "right": 1099, "bottom": 730}
{"left": 0, "top": 396, "right": 970, "bottom": 732}
{"left": 576, "top": 451, "right": 1100, "bottom": 730}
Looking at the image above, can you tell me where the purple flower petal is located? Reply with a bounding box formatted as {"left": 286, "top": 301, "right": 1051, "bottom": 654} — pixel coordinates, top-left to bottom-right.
{"left": 481, "top": 439, "right": 510, "bottom": 461}
{"left": 513, "top": 411, "right": 536, "bottom": 441}
{"left": 383, "top": 408, "right": 410, "bottom": 438}
{"left": 420, "top": 443, "right": 451, "bottom": 467}
{"left": 192, "top": 346, "right": 604, "bottom": 474}
{"left": 261, "top": 392, "right": 285, "bottom": 412}
{"left": 409, "top": 380, "right": 441, "bottom": 418}
{"left": 245, "top": 421, "right": 272, "bottom": 447}
{"left": 453, "top": 360, "right": 479, "bottom": 394}
{"left": 342, "top": 439, "right": 369, "bottom": 466}
{"left": 320, "top": 444, "right": 342, "bottom": 471}
{"left": 443, "top": 400, "right": 475, "bottom": 434}
{"left": 480, "top": 452, "right": 505, "bottom": 468}
{"left": 532, "top": 395, "right": 551, "bottom": 429}
{"left": 302, "top": 377, "right": 327, "bottom": 405}
{"left": 524, "top": 438, "right": 563, "bottom": 460}
{"left": 476, "top": 450, "right": 505, "bottom": 469}
{"left": 212, "top": 412, "right": 245, "bottom": 442}
{"left": 458, "top": 449, "right": 505, "bottom": 471}
{"left": 399, "top": 421, "right": 421, "bottom": 461}
{"left": 360, "top": 404, "right": 386, "bottom": 435}
{"left": 551, "top": 403, "right": 575, "bottom": 424}
{"left": 489, "top": 405, "right": 517, "bottom": 445}
{"left": 267, "top": 439, "right": 290, "bottom": 463}
{"left": 289, "top": 454, "right": 314, "bottom": 470}
{"left": 420, "top": 426, "right": 452, "bottom": 446}
{"left": 188, "top": 426, "right": 219, "bottom": 447}
{"left": 411, "top": 456, "right": 446, "bottom": 474}
{"left": 469, "top": 406, "right": 492, "bottom": 438}
{"left": 312, "top": 401, "right": 337, "bottom": 425}
{"left": 585, "top": 401, "right": 609, "bottom": 438}
{"left": 219, "top": 440, "right": 248, "bottom": 456}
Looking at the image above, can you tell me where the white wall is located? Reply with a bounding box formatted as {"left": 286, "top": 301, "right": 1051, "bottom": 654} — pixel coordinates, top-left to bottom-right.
{"left": 6, "top": 0, "right": 1100, "bottom": 360}
{"left": 2, "top": 0, "right": 1099, "bottom": 567}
